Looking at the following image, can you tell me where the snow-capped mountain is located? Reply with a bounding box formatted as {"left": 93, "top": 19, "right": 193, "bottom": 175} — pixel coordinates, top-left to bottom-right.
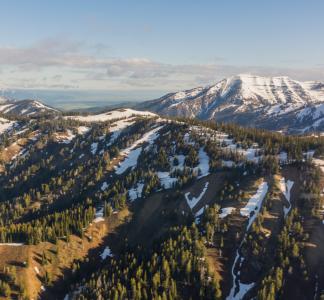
{"left": 0, "top": 99, "right": 60, "bottom": 117}
{"left": 137, "top": 74, "right": 324, "bottom": 133}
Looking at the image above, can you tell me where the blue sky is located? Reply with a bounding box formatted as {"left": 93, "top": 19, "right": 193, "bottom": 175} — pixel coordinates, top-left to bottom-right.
{"left": 0, "top": 0, "right": 323, "bottom": 98}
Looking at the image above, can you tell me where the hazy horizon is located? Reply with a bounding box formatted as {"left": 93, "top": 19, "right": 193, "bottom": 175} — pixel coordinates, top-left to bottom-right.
{"left": 0, "top": 0, "right": 323, "bottom": 105}
{"left": 1, "top": 88, "right": 171, "bottom": 110}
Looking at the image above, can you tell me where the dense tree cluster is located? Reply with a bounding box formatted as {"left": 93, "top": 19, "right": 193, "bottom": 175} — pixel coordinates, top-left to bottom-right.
{"left": 258, "top": 209, "right": 309, "bottom": 300}
{"left": 73, "top": 225, "right": 221, "bottom": 300}
{"left": 0, "top": 203, "right": 95, "bottom": 244}
{"left": 1, "top": 113, "right": 324, "bottom": 299}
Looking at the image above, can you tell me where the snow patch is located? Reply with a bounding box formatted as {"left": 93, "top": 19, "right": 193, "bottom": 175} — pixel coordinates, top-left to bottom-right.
{"left": 91, "top": 142, "right": 98, "bottom": 154}
{"left": 55, "top": 129, "right": 76, "bottom": 144}
{"left": 101, "top": 182, "right": 109, "bottom": 191}
{"left": 219, "top": 207, "right": 236, "bottom": 219}
{"left": 0, "top": 243, "right": 24, "bottom": 246}
{"left": 128, "top": 183, "right": 144, "bottom": 201}
{"left": 279, "top": 177, "right": 294, "bottom": 217}
{"left": 157, "top": 171, "right": 178, "bottom": 189}
{"left": 107, "top": 119, "right": 136, "bottom": 145}
{"left": 227, "top": 181, "right": 268, "bottom": 300}
{"left": 65, "top": 108, "right": 156, "bottom": 122}
{"left": 313, "top": 158, "right": 324, "bottom": 173}
{"left": 0, "top": 117, "right": 16, "bottom": 134}
{"left": 115, "top": 126, "right": 164, "bottom": 175}
{"left": 100, "top": 246, "right": 113, "bottom": 260}
{"left": 222, "top": 160, "right": 235, "bottom": 168}
{"left": 77, "top": 126, "right": 90, "bottom": 135}
{"left": 194, "top": 148, "right": 210, "bottom": 178}
{"left": 240, "top": 182, "right": 268, "bottom": 223}
{"left": 185, "top": 182, "right": 209, "bottom": 210}
{"left": 93, "top": 207, "right": 104, "bottom": 223}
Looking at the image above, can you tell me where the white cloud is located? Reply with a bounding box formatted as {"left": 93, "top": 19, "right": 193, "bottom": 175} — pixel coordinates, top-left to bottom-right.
{"left": 0, "top": 38, "right": 323, "bottom": 91}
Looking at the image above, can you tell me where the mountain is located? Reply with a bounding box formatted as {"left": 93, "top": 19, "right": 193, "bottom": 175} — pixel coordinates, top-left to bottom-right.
{"left": 0, "top": 108, "right": 324, "bottom": 299}
{"left": 64, "top": 108, "right": 157, "bottom": 122}
{"left": 137, "top": 74, "right": 324, "bottom": 133}
{"left": 0, "top": 99, "right": 60, "bottom": 117}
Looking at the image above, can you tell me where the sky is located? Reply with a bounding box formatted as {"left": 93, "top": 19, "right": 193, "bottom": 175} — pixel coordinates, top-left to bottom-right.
{"left": 0, "top": 0, "right": 324, "bottom": 105}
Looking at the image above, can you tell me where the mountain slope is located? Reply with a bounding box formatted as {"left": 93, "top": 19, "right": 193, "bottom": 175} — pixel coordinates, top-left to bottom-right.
{"left": 138, "top": 74, "right": 324, "bottom": 133}
{"left": 0, "top": 99, "right": 60, "bottom": 117}
{"left": 0, "top": 110, "right": 324, "bottom": 299}
{"left": 64, "top": 108, "right": 157, "bottom": 122}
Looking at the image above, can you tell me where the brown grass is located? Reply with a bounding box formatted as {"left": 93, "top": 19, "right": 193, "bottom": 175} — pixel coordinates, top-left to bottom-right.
{"left": 205, "top": 248, "right": 224, "bottom": 282}
{"left": 0, "top": 208, "right": 129, "bottom": 300}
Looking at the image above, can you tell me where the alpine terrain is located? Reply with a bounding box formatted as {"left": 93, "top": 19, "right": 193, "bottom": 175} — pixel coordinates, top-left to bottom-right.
{"left": 0, "top": 104, "right": 323, "bottom": 299}
{"left": 0, "top": 99, "right": 60, "bottom": 117}
{"left": 138, "top": 74, "right": 324, "bottom": 134}
{"left": 1, "top": 1, "right": 323, "bottom": 299}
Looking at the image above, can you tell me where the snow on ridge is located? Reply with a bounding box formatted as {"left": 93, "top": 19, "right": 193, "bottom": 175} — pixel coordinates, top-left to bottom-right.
{"left": 64, "top": 108, "right": 157, "bottom": 123}
{"left": 301, "top": 81, "right": 324, "bottom": 102}
{"left": 30, "top": 100, "right": 58, "bottom": 113}
{"left": 115, "top": 148, "right": 142, "bottom": 175}
{"left": 107, "top": 119, "right": 136, "bottom": 146}
{"left": 173, "top": 87, "right": 204, "bottom": 101}
{"left": 119, "top": 125, "right": 163, "bottom": 155}
{"left": 164, "top": 74, "right": 324, "bottom": 107}
{"left": 0, "top": 117, "right": 16, "bottom": 134}
{"left": 115, "top": 125, "right": 164, "bottom": 175}
{"left": 153, "top": 75, "right": 324, "bottom": 128}
{"left": 0, "top": 100, "right": 58, "bottom": 116}
{"left": 230, "top": 74, "right": 319, "bottom": 104}
{"left": 0, "top": 103, "right": 14, "bottom": 113}
{"left": 54, "top": 129, "right": 76, "bottom": 144}
{"left": 77, "top": 126, "right": 90, "bottom": 135}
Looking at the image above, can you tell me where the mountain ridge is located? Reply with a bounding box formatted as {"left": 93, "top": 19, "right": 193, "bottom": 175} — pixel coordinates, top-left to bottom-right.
{"left": 137, "top": 74, "right": 324, "bottom": 133}
{"left": 0, "top": 99, "right": 60, "bottom": 117}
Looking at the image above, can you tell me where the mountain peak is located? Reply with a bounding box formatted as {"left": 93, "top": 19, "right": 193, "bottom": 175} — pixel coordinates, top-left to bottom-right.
{"left": 0, "top": 99, "right": 60, "bottom": 117}
{"left": 137, "top": 74, "right": 324, "bottom": 133}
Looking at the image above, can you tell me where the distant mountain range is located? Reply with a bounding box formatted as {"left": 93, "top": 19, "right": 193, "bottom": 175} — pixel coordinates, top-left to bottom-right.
{"left": 3, "top": 74, "right": 324, "bottom": 133}
{"left": 137, "top": 74, "right": 324, "bottom": 133}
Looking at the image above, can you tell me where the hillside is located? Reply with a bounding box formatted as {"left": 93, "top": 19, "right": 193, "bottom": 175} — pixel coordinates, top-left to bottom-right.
{"left": 137, "top": 74, "right": 324, "bottom": 134}
{"left": 0, "top": 109, "right": 323, "bottom": 299}
{"left": 0, "top": 99, "right": 60, "bottom": 117}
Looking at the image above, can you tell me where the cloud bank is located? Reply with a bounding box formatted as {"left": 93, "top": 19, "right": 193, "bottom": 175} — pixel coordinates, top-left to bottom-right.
{"left": 0, "top": 38, "right": 323, "bottom": 91}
